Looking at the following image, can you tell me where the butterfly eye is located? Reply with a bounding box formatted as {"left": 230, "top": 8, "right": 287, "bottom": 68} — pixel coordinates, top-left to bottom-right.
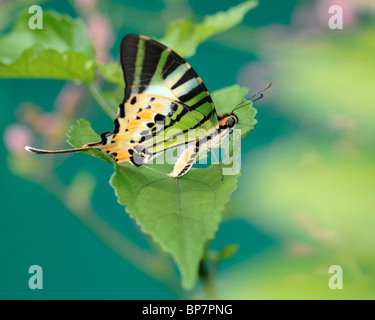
{"left": 226, "top": 116, "right": 237, "bottom": 128}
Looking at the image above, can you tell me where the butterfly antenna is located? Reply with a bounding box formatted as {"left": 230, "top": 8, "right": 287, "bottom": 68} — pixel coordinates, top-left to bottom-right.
{"left": 232, "top": 82, "right": 272, "bottom": 112}
{"left": 248, "top": 82, "right": 272, "bottom": 101}
{"left": 25, "top": 145, "right": 101, "bottom": 154}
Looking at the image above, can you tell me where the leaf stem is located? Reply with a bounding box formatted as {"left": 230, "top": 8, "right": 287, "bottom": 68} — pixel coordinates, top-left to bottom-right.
{"left": 86, "top": 82, "right": 117, "bottom": 120}
{"left": 199, "top": 255, "right": 218, "bottom": 300}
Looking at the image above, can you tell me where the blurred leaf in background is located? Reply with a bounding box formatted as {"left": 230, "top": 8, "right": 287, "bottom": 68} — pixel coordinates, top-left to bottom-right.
{"left": 228, "top": 0, "right": 375, "bottom": 299}
{"left": 0, "top": 10, "right": 95, "bottom": 81}
{"left": 263, "top": 24, "right": 375, "bottom": 142}
{"left": 161, "top": 0, "right": 258, "bottom": 57}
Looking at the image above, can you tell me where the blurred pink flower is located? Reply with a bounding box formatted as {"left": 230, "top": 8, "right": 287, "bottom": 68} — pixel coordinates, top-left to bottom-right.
{"left": 55, "top": 84, "right": 84, "bottom": 115}
{"left": 74, "top": 0, "right": 97, "bottom": 13}
{"left": 18, "top": 103, "right": 52, "bottom": 136}
{"left": 292, "top": 0, "right": 359, "bottom": 35}
{"left": 4, "top": 123, "right": 33, "bottom": 154}
{"left": 87, "top": 13, "right": 114, "bottom": 63}
{"left": 294, "top": 213, "right": 339, "bottom": 244}
{"left": 286, "top": 242, "right": 315, "bottom": 257}
{"left": 329, "top": 113, "right": 356, "bottom": 130}
{"left": 38, "top": 113, "right": 65, "bottom": 137}
{"left": 317, "top": 0, "right": 358, "bottom": 27}
{"left": 18, "top": 102, "right": 43, "bottom": 128}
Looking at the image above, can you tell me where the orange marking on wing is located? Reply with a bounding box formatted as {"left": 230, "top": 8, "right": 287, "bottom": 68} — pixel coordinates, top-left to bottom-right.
{"left": 102, "top": 142, "right": 123, "bottom": 153}
{"left": 110, "top": 132, "right": 133, "bottom": 143}
{"left": 134, "top": 109, "right": 155, "bottom": 123}
{"left": 150, "top": 102, "right": 169, "bottom": 114}
{"left": 107, "top": 94, "right": 179, "bottom": 147}
{"left": 101, "top": 143, "right": 133, "bottom": 164}
{"left": 115, "top": 149, "right": 132, "bottom": 163}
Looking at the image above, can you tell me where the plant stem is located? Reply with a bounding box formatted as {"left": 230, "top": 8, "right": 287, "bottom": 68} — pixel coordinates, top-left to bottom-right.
{"left": 87, "top": 82, "right": 117, "bottom": 120}
{"left": 199, "top": 259, "right": 218, "bottom": 300}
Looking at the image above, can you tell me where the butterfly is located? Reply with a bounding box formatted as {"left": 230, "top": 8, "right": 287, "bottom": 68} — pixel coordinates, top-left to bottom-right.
{"left": 26, "top": 34, "right": 264, "bottom": 178}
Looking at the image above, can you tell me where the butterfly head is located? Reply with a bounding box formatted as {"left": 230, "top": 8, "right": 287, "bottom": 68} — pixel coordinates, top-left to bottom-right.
{"left": 218, "top": 114, "right": 238, "bottom": 129}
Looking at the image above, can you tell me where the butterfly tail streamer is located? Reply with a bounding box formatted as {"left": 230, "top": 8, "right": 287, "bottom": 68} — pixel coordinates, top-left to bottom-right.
{"left": 25, "top": 145, "right": 101, "bottom": 154}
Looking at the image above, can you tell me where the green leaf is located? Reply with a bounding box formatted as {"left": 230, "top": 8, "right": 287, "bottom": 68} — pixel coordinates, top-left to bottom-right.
{"left": 0, "top": 10, "right": 95, "bottom": 82}
{"left": 66, "top": 116, "right": 242, "bottom": 289}
{"left": 100, "top": 83, "right": 125, "bottom": 115}
{"left": 160, "top": 0, "right": 258, "bottom": 57}
{"left": 211, "top": 85, "right": 257, "bottom": 171}
{"left": 66, "top": 119, "right": 115, "bottom": 164}
{"left": 110, "top": 162, "right": 239, "bottom": 289}
{"left": 96, "top": 61, "right": 124, "bottom": 87}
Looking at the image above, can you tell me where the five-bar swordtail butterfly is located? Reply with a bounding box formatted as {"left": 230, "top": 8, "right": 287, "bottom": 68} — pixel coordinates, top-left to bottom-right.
{"left": 25, "top": 34, "right": 268, "bottom": 178}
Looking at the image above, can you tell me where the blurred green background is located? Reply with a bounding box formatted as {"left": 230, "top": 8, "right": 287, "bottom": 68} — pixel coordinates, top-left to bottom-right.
{"left": 1, "top": 0, "right": 374, "bottom": 299}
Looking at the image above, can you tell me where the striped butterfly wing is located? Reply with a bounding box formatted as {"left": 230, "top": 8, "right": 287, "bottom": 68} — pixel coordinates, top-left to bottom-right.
{"left": 104, "top": 34, "right": 219, "bottom": 170}
{"left": 120, "top": 34, "right": 216, "bottom": 116}
{"left": 25, "top": 34, "right": 223, "bottom": 178}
